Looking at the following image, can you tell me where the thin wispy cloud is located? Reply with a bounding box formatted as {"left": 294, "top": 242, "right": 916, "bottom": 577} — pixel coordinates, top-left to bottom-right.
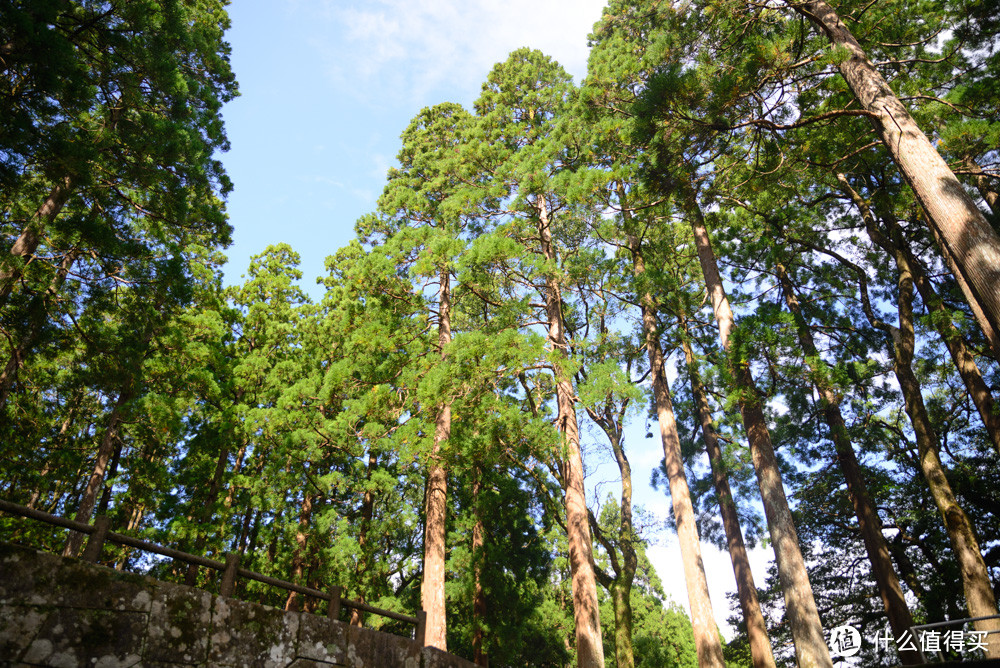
{"left": 296, "top": 0, "right": 607, "bottom": 109}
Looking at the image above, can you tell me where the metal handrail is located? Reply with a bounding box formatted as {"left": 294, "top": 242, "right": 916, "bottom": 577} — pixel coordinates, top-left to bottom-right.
{"left": 0, "top": 497, "right": 426, "bottom": 643}
{"left": 908, "top": 614, "right": 1000, "bottom": 664}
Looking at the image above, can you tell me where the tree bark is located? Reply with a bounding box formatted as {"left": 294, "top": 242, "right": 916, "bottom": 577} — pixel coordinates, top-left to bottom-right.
{"left": 625, "top": 223, "right": 724, "bottom": 668}
{"left": 961, "top": 156, "right": 999, "bottom": 221}
{"left": 422, "top": 266, "right": 452, "bottom": 650}
{"left": 0, "top": 176, "right": 75, "bottom": 305}
{"left": 584, "top": 405, "right": 636, "bottom": 668}
{"left": 63, "top": 389, "right": 131, "bottom": 557}
{"left": 678, "top": 329, "right": 777, "bottom": 668}
{"left": 472, "top": 467, "right": 487, "bottom": 666}
{"left": 351, "top": 448, "right": 377, "bottom": 628}
{"left": 794, "top": 0, "right": 1000, "bottom": 359}
{"left": 882, "top": 230, "right": 1000, "bottom": 657}
{"left": 537, "top": 195, "right": 605, "bottom": 668}
{"left": 184, "top": 440, "right": 230, "bottom": 586}
{"left": 687, "top": 188, "right": 832, "bottom": 668}
{"left": 838, "top": 174, "right": 1000, "bottom": 454}
{"left": 285, "top": 493, "right": 314, "bottom": 612}
{"left": 0, "top": 248, "right": 78, "bottom": 408}
{"left": 775, "top": 262, "right": 920, "bottom": 665}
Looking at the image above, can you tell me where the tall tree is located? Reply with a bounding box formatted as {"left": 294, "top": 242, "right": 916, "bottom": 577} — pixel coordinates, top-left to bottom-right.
{"left": 473, "top": 49, "right": 605, "bottom": 667}
{"left": 374, "top": 102, "right": 477, "bottom": 650}
{"left": 685, "top": 183, "right": 833, "bottom": 668}
{"left": 788, "top": 0, "right": 1000, "bottom": 357}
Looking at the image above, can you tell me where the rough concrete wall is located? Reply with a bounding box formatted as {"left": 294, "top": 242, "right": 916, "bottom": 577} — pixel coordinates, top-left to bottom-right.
{"left": 0, "top": 542, "right": 474, "bottom": 668}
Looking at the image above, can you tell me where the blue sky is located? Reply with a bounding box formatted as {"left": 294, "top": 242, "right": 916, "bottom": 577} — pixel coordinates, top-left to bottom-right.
{"left": 220, "top": 0, "right": 606, "bottom": 294}
{"left": 217, "top": 0, "right": 775, "bottom": 640}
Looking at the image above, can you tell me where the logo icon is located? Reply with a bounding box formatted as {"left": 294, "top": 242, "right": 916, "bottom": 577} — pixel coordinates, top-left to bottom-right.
{"left": 829, "top": 624, "right": 862, "bottom": 658}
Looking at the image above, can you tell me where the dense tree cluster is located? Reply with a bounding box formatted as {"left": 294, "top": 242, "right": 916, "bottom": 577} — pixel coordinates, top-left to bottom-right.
{"left": 3, "top": 1, "right": 1000, "bottom": 667}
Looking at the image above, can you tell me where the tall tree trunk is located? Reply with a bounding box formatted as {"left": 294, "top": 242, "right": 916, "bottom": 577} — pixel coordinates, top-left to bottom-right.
{"left": 609, "top": 435, "right": 636, "bottom": 668}
{"left": 472, "top": 466, "right": 487, "bottom": 666}
{"left": 63, "top": 389, "right": 131, "bottom": 557}
{"left": 678, "top": 331, "right": 777, "bottom": 668}
{"left": 537, "top": 195, "right": 604, "bottom": 668}
{"left": 185, "top": 440, "right": 230, "bottom": 586}
{"left": 775, "top": 262, "right": 920, "bottom": 665}
{"left": 687, "top": 188, "right": 832, "bottom": 668}
{"left": 583, "top": 406, "right": 636, "bottom": 668}
{"left": 882, "top": 231, "right": 1000, "bottom": 657}
{"left": 839, "top": 174, "right": 1000, "bottom": 453}
{"left": 285, "top": 493, "right": 314, "bottom": 612}
{"left": 223, "top": 441, "right": 249, "bottom": 510}
{"left": 0, "top": 176, "right": 74, "bottom": 305}
{"left": 95, "top": 438, "right": 123, "bottom": 518}
{"left": 422, "top": 266, "right": 452, "bottom": 650}
{"left": 922, "top": 216, "right": 1000, "bottom": 364}
{"left": 625, "top": 220, "right": 724, "bottom": 668}
{"left": 794, "top": 0, "right": 1000, "bottom": 359}
{"left": 961, "top": 156, "right": 999, "bottom": 221}
{"left": 351, "top": 448, "right": 377, "bottom": 627}
{"left": 0, "top": 248, "right": 78, "bottom": 408}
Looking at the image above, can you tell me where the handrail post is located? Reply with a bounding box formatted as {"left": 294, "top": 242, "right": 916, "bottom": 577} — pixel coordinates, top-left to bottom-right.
{"left": 415, "top": 609, "right": 427, "bottom": 646}
{"left": 327, "top": 585, "right": 342, "bottom": 621}
{"left": 82, "top": 515, "right": 109, "bottom": 563}
{"left": 220, "top": 552, "right": 240, "bottom": 598}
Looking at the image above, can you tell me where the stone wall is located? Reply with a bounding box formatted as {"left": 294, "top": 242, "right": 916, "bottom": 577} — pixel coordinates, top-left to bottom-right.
{"left": 0, "top": 542, "right": 475, "bottom": 668}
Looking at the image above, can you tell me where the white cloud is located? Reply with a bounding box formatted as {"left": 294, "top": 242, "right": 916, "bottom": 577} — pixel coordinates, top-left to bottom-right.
{"left": 295, "top": 0, "right": 607, "bottom": 109}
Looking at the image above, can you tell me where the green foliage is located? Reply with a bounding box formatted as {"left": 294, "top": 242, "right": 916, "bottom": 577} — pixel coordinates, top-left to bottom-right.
{"left": 5, "top": 2, "right": 1000, "bottom": 666}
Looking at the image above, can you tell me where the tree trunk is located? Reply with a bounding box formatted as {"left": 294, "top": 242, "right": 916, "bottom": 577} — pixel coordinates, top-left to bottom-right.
{"left": 0, "top": 176, "right": 74, "bottom": 305}
{"left": 95, "top": 438, "right": 123, "bottom": 518}
{"left": 679, "top": 330, "right": 777, "bottom": 668}
{"left": 838, "top": 174, "right": 1000, "bottom": 453}
{"left": 185, "top": 441, "right": 230, "bottom": 586}
{"left": 351, "top": 448, "right": 377, "bottom": 628}
{"left": 795, "top": 0, "right": 1000, "bottom": 359}
{"left": 63, "top": 389, "right": 131, "bottom": 557}
{"left": 775, "top": 263, "right": 920, "bottom": 665}
{"left": 887, "top": 237, "right": 1000, "bottom": 657}
{"left": 0, "top": 248, "right": 78, "bottom": 408}
{"left": 626, "top": 225, "right": 724, "bottom": 668}
{"left": 537, "top": 195, "right": 604, "bottom": 668}
{"left": 687, "top": 189, "right": 832, "bottom": 668}
{"left": 422, "top": 266, "right": 452, "bottom": 650}
{"left": 584, "top": 407, "right": 636, "bottom": 668}
{"left": 961, "top": 156, "right": 999, "bottom": 221}
{"left": 472, "top": 467, "right": 488, "bottom": 667}
{"left": 285, "top": 493, "right": 314, "bottom": 612}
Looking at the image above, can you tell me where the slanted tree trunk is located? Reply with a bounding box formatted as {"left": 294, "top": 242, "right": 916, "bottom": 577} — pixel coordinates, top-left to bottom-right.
{"left": 95, "top": 439, "right": 123, "bottom": 518}
{"left": 775, "top": 262, "right": 920, "bottom": 665}
{"left": 624, "top": 216, "right": 724, "bottom": 668}
{"left": 63, "top": 389, "right": 131, "bottom": 557}
{"left": 536, "top": 195, "right": 604, "bottom": 668}
{"left": 0, "top": 176, "right": 74, "bottom": 305}
{"left": 0, "top": 248, "right": 78, "bottom": 408}
{"left": 686, "top": 187, "right": 832, "bottom": 668}
{"left": 923, "top": 217, "right": 1000, "bottom": 364}
{"left": 422, "top": 266, "right": 452, "bottom": 650}
{"left": 839, "top": 175, "right": 1000, "bottom": 455}
{"left": 678, "top": 330, "right": 776, "bottom": 668}
{"left": 862, "top": 221, "right": 1000, "bottom": 658}
{"left": 794, "top": 0, "right": 1000, "bottom": 359}
{"left": 960, "top": 156, "right": 999, "bottom": 221}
